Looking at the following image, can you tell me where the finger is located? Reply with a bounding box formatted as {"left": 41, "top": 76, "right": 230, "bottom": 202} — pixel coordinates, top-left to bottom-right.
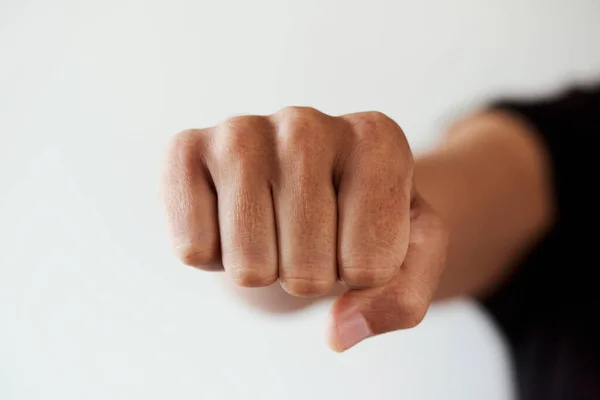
{"left": 337, "top": 112, "right": 413, "bottom": 288}
{"left": 271, "top": 107, "right": 339, "bottom": 297}
{"left": 328, "top": 197, "right": 448, "bottom": 352}
{"left": 161, "top": 129, "right": 221, "bottom": 269}
{"left": 209, "top": 116, "right": 279, "bottom": 287}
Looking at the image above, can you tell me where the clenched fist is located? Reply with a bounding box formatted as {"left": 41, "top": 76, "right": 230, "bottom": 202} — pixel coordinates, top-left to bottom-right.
{"left": 161, "top": 107, "right": 448, "bottom": 351}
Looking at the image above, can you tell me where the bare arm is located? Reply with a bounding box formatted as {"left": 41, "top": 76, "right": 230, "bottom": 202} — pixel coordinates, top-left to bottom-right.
{"left": 415, "top": 110, "right": 555, "bottom": 300}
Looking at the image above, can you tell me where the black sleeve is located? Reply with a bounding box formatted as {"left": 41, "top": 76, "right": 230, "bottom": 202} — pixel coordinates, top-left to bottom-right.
{"left": 478, "top": 84, "right": 600, "bottom": 399}
{"left": 493, "top": 84, "right": 598, "bottom": 229}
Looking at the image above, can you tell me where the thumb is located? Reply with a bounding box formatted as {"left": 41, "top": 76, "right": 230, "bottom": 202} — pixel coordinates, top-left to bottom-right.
{"left": 327, "top": 198, "right": 448, "bottom": 352}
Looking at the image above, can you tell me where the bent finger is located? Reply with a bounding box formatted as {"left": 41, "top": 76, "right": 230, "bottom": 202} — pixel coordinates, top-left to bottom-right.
{"left": 328, "top": 197, "right": 448, "bottom": 351}
{"left": 160, "top": 129, "right": 221, "bottom": 269}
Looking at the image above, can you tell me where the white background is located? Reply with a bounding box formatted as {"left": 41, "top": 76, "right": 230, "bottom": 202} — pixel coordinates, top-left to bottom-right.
{"left": 1, "top": 0, "right": 599, "bottom": 399}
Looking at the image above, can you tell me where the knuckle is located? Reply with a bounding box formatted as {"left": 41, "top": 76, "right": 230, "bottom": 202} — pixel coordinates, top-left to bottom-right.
{"left": 177, "top": 244, "right": 220, "bottom": 270}
{"left": 275, "top": 106, "right": 327, "bottom": 152}
{"left": 339, "top": 256, "right": 398, "bottom": 288}
{"left": 276, "top": 106, "right": 321, "bottom": 123}
{"left": 351, "top": 111, "right": 408, "bottom": 153}
{"left": 230, "top": 265, "right": 277, "bottom": 287}
{"left": 225, "top": 250, "right": 277, "bottom": 287}
{"left": 217, "top": 115, "right": 270, "bottom": 157}
{"left": 360, "top": 111, "right": 396, "bottom": 126}
{"left": 168, "top": 129, "right": 203, "bottom": 168}
{"left": 280, "top": 275, "right": 334, "bottom": 298}
{"left": 172, "top": 128, "right": 198, "bottom": 144}
{"left": 224, "top": 115, "right": 267, "bottom": 132}
{"left": 394, "top": 290, "right": 429, "bottom": 329}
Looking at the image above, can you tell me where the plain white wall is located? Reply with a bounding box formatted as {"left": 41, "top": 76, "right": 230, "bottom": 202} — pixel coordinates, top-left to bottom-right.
{"left": 1, "top": 0, "right": 599, "bottom": 399}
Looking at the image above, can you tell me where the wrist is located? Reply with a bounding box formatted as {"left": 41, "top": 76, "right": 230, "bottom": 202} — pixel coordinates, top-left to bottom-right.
{"left": 414, "top": 110, "right": 555, "bottom": 299}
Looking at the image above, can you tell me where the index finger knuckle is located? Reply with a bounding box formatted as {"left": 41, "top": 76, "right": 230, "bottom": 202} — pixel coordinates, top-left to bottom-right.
{"left": 349, "top": 111, "right": 410, "bottom": 156}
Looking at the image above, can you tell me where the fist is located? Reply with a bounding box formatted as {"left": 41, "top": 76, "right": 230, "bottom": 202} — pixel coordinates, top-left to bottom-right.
{"left": 161, "top": 107, "right": 447, "bottom": 351}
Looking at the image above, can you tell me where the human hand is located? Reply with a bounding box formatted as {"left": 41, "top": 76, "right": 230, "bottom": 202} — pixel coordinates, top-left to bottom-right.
{"left": 160, "top": 107, "right": 448, "bottom": 351}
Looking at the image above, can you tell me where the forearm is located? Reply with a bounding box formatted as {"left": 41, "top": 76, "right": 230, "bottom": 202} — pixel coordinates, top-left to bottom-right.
{"left": 414, "top": 110, "right": 555, "bottom": 300}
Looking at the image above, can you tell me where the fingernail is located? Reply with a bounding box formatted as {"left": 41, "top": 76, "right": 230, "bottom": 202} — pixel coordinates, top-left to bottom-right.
{"left": 335, "top": 312, "right": 373, "bottom": 351}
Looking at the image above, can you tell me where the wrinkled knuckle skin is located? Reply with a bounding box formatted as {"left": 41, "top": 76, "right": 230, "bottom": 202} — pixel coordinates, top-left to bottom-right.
{"left": 394, "top": 290, "right": 429, "bottom": 329}
{"left": 339, "top": 258, "right": 397, "bottom": 288}
{"left": 280, "top": 276, "right": 333, "bottom": 298}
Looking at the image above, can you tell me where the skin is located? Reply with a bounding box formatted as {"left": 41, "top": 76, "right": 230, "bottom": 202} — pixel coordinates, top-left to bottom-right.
{"left": 160, "top": 106, "right": 554, "bottom": 352}
{"left": 418, "top": 109, "right": 554, "bottom": 300}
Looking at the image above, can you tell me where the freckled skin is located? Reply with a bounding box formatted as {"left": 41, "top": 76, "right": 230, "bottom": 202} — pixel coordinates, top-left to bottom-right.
{"left": 161, "top": 107, "right": 446, "bottom": 351}
{"left": 160, "top": 107, "right": 551, "bottom": 351}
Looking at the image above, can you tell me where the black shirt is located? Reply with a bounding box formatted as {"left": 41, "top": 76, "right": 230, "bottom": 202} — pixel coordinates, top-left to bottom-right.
{"left": 481, "top": 84, "right": 600, "bottom": 399}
